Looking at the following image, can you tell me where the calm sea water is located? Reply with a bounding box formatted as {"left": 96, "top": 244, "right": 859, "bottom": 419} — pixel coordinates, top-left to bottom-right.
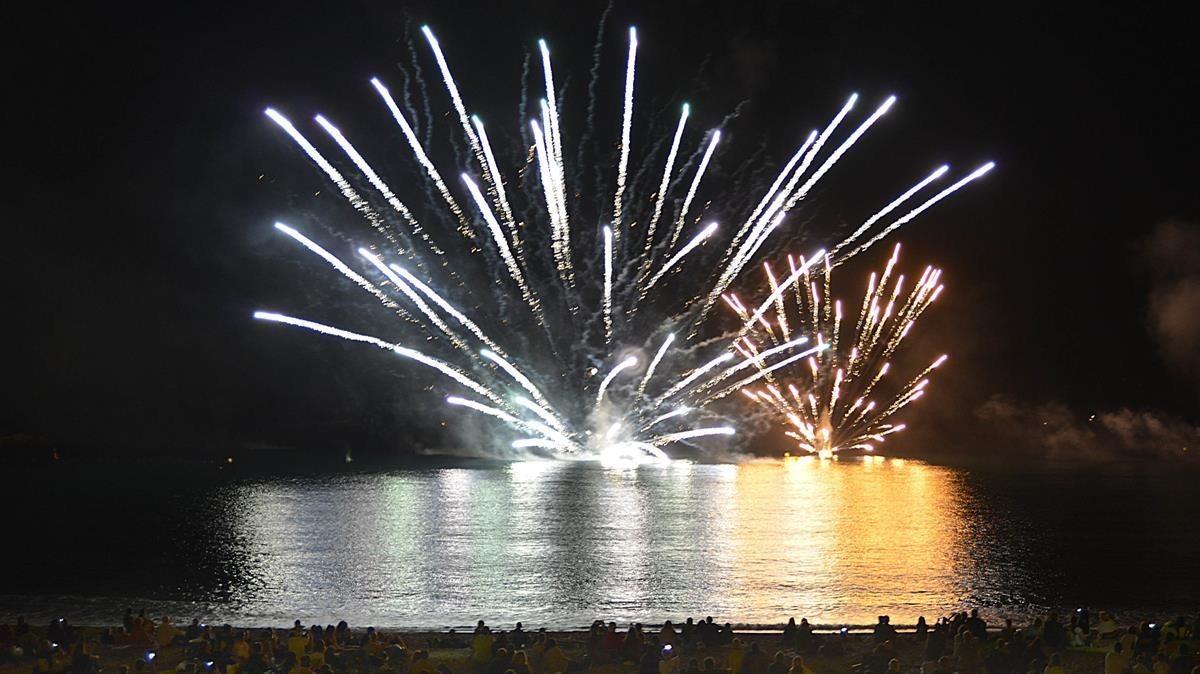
{"left": 2, "top": 456, "right": 1197, "bottom": 628}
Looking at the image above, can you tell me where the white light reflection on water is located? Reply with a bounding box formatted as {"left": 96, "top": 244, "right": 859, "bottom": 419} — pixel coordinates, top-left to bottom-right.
{"left": 212, "top": 458, "right": 997, "bottom": 628}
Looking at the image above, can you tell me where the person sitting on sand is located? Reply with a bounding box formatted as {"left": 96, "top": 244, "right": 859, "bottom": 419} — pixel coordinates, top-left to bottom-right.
{"left": 785, "top": 656, "right": 814, "bottom": 674}
{"left": 127, "top": 618, "right": 154, "bottom": 649}
{"left": 1043, "top": 652, "right": 1066, "bottom": 674}
{"left": 68, "top": 642, "right": 99, "bottom": 674}
{"left": 1041, "top": 612, "right": 1067, "bottom": 651}
{"left": 412, "top": 649, "right": 439, "bottom": 674}
{"left": 725, "top": 638, "right": 745, "bottom": 674}
{"left": 766, "top": 651, "right": 788, "bottom": 674}
{"left": 1095, "top": 612, "right": 1120, "bottom": 640}
{"left": 539, "top": 639, "right": 568, "bottom": 674}
{"left": 741, "top": 643, "right": 767, "bottom": 674}
{"left": 624, "top": 624, "right": 645, "bottom": 663}
{"left": 1105, "top": 641, "right": 1128, "bottom": 674}
{"left": 982, "top": 638, "right": 1010, "bottom": 673}
{"left": 156, "top": 617, "right": 182, "bottom": 649}
{"left": 638, "top": 644, "right": 660, "bottom": 674}
{"left": 659, "top": 643, "right": 680, "bottom": 674}
{"left": 301, "top": 640, "right": 322, "bottom": 670}
{"left": 1170, "top": 643, "right": 1195, "bottom": 673}
{"left": 861, "top": 641, "right": 897, "bottom": 674}
{"left": 820, "top": 628, "right": 847, "bottom": 658}
{"left": 487, "top": 647, "right": 512, "bottom": 674}
{"left": 510, "top": 650, "right": 534, "bottom": 674}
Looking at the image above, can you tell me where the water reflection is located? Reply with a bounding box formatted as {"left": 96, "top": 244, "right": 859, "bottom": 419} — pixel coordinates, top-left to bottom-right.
{"left": 218, "top": 458, "right": 986, "bottom": 627}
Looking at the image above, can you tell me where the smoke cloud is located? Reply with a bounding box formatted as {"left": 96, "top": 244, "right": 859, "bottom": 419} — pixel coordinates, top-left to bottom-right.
{"left": 974, "top": 396, "right": 1198, "bottom": 462}
{"left": 1145, "top": 221, "right": 1200, "bottom": 391}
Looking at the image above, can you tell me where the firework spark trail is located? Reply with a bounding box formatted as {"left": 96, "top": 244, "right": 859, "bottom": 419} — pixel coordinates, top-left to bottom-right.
{"left": 596, "top": 355, "right": 638, "bottom": 406}
{"left": 837, "top": 162, "right": 996, "bottom": 263}
{"left": 699, "top": 343, "right": 830, "bottom": 404}
{"left": 265, "top": 110, "right": 410, "bottom": 257}
{"left": 515, "top": 396, "right": 570, "bottom": 435}
{"left": 358, "top": 248, "right": 470, "bottom": 353}
{"left": 700, "top": 116, "right": 838, "bottom": 318}
{"left": 656, "top": 352, "right": 736, "bottom": 403}
{"left": 534, "top": 104, "right": 568, "bottom": 239}
{"left": 691, "top": 336, "right": 811, "bottom": 397}
{"left": 643, "top": 221, "right": 719, "bottom": 291}
{"left": 610, "top": 27, "right": 638, "bottom": 243}
{"left": 461, "top": 175, "right": 543, "bottom": 320}
{"left": 272, "top": 223, "right": 405, "bottom": 317}
{"left": 645, "top": 406, "right": 690, "bottom": 430}
{"left": 530, "top": 120, "right": 574, "bottom": 289}
{"left": 312, "top": 115, "right": 441, "bottom": 253}
{"left": 702, "top": 95, "right": 897, "bottom": 320}
{"left": 254, "top": 312, "right": 506, "bottom": 407}
{"left": 637, "top": 333, "right": 676, "bottom": 395}
{"left": 652, "top": 426, "right": 735, "bottom": 445}
{"left": 603, "top": 226, "right": 614, "bottom": 345}
{"left": 639, "top": 104, "right": 690, "bottom": 270}
{"left": 732, "top": 132, "right": 817, "bottom": 255}
{"left": 732, "top": 96, "right": 890, "bottom": 283}
{"left": 537, "top": 40, "right": 566, "bottom": 180}
{"left": 734, "top": 245, "right": 947, "bottom": 457}
{"left": 257, "top": 25, "right": 990, "bottom": 462}
{"left": 667, "top": 129, "right": 721, "bottom": 250}
{"left": 388, "top": 263, "right": 505, "bottom": 356}
{"left": 471, "top": 116, "right": 519, "bottom": 249}
{"left": 420, "top": 28, "right": 496, "bottom": 204}
{"left": 480, "top": 348, "right": 566, "bottom": 431}
{"left": 829, "top": 165, "right": 948, "bottom": 259}
{"left": 370, "top": 78, "right": 470, "bottom": 238}
{"left": 446, "top": 396, "right": 571, "bottom": 449}
{"left": 734, "top": 249, "right": 828, "bottom": 338}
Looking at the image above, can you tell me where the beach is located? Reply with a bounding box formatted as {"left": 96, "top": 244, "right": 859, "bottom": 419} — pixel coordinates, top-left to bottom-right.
{"left": 3, "top": 612, "right": 1196, "bottom": 674}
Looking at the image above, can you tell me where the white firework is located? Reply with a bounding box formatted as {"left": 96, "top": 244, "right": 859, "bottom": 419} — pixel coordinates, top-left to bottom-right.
{"left": 254, "top": 24, "right": 990, "bottom": 463}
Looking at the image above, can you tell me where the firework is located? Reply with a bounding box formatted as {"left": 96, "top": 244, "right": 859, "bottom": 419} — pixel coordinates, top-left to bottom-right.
{"left": 727, "top": 244, "right": 947, "bottom": 458}
{"left": 254, "top": 24, "right": 989, "bottom": 463}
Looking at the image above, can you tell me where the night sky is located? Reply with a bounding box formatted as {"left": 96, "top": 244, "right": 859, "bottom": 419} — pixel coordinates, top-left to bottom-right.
{"left": 5, "top": 0, "right": 1199, "bottom": 459}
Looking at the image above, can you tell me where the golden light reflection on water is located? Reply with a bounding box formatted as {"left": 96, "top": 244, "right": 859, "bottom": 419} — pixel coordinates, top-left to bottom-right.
{"left": 226, "top": 458, "right": 976, "bottom": 627}
{"left": 723, "top": 457, "right": 967, "bottom": 623}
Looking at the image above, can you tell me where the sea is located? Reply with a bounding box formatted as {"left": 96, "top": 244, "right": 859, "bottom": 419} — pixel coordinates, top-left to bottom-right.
{"left": 2, "top": 454, "right": 1196, "bottom": 629}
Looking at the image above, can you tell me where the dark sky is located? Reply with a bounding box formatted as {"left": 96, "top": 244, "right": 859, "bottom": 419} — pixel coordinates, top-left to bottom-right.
{"left": 5, "top": 0, "right": 1199, "bottom": 457}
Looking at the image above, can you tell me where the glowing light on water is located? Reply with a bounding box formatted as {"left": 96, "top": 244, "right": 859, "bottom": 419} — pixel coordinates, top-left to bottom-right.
{"left": 255, "top": 25, "right": 989, "bottom": 460}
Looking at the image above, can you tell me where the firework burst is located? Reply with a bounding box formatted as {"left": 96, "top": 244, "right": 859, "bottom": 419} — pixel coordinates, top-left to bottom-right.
{"left": 254, "top": 24, "right": 989, "bottom": 463}
{"left": 726, "top": 243, "right": 948, "bottom": 458}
